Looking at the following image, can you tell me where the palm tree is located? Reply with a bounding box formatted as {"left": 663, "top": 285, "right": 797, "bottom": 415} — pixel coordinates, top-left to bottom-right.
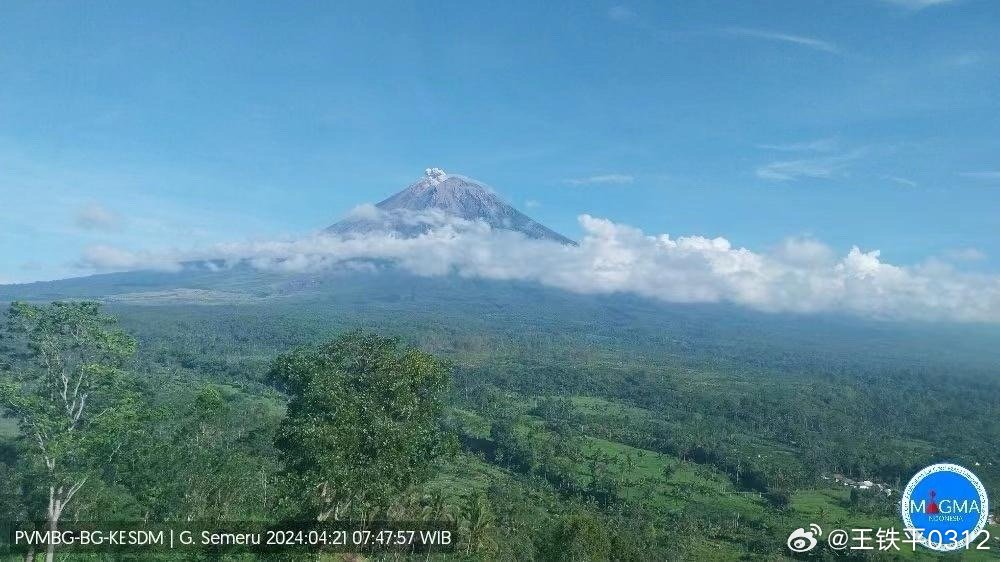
{"left": 420, "top": 490, "right": 453, "bottom": 523}
{"left": 459, "top": 492, "right": 498, "bottom": 556}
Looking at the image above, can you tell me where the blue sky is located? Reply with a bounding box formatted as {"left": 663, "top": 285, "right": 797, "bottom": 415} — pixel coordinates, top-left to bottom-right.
{"left": 1, "top": 0, "right": 998, "bottom": 283}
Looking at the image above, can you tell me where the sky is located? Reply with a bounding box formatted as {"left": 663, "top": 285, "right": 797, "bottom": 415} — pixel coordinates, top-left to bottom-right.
{"left": 1, "top": 0, "right": 998, "bottom": 310}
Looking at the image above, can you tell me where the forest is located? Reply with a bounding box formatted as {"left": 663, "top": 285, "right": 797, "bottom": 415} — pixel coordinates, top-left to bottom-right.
{"left": 1, "top": 275, "right": 999, "bottom": 560}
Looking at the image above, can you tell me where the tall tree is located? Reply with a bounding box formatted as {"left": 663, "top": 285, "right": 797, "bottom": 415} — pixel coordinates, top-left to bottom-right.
{"left": 0, "top": 301, "right": 140, "bottom": 562}
{"left": 459, "top": 492, "right": 497, "bottom": 556}
{"left": 268, "top": 331, "right": 455, "bottom": 521}
{"left": 115, "top": 385, "right": 280, "bottom": 523}
{"left": 542, "top": 513, "right": 612, "bottom": 561}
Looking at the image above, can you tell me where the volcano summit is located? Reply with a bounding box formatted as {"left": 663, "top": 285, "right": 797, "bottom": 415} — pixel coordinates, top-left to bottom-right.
{"left": 326, "top": 168, "right": 575, "bottom": 245}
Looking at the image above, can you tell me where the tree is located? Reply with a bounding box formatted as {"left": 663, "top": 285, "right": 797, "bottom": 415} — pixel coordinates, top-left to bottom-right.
{"left": 542, "top": 513, "right": 611, "bottom": 561}
{"left": 116, "top": 385, "right": 279, "bottom": 522}
{"left": 268, "top": 331, "right": 455, "bottom": 521}
{"left": 0, "top": 449, "right": 46, "bottom": 562}
{"left": 0, "top": 301, "right": 140, "bottom": 562}
{"left": 459, "top": 492, "right": 497, "bottom": 556}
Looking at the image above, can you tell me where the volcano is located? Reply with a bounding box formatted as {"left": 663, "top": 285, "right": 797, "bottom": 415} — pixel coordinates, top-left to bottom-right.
{"left": 325, "top": 168, "right": 575, "bottom": 245}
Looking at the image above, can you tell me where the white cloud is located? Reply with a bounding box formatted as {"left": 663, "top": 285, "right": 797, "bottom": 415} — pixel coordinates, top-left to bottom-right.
{"left": 75, "top": 203, "right": 122, "bottom": 231}
{"left": 79, "top": 245, "right": 181, "bottom": 272}
{"left": 960, "top": 171, "right": 1000, "bottom": 181}
{"left": 723, "top": 27, "right": 840, "bottom": 55}
{"left": 943, "top": 248, "right": 987, "bottom": 262}
{"left": 879, "top": 0, "right": 957, "bottom": 9}
{"left": 608, "top": 6, "right": 636, "bottom": 22}
{"left": 883, "top": 175, "right": 918, "bottom": 187}
{"left": 564, "top": 174, "right": 635, "bottom": 186}
{"left": 525, "top": 199, "right": 541, "bottom": 209}
{"left": 76, "top": 209, "right": 1000, "bottom": 323}
{"left": 756, "top": 155, "right": 850, "bottom": 181}
{"left": 346, "top": 203, "right": 381, "bottom": 220}
{"left": 948, "top": 52, "right": 982, "bottom": 67}
{"left": 772, "top": 237, "right": 836, "bottom": 267}
{"left": 757, "top": 138, "right": 839, "bottom": 152}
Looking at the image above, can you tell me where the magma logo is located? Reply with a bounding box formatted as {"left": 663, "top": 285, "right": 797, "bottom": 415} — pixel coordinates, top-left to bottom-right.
{"left": 901, "top": 463, "right": 989, "bottom": 552}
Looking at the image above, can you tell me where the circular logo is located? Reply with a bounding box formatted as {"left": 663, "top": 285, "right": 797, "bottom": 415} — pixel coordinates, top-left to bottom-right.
{"left": 900, "top": 463, "right": 989, "bottom": 552}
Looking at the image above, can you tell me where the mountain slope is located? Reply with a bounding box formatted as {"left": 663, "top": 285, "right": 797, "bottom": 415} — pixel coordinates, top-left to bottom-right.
{"left": 326, "top": 168, "right": 576, "bottom": 245}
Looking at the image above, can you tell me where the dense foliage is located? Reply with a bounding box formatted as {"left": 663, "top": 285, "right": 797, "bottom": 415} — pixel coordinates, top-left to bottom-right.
{"left": 1, "top": 277, "right": 998, "bottom": 560}
{"left": 270, "top": 332, "right": 455, "bottom": 521}
{"left": 1, "top": 302, "right": 142, "bottom": 561}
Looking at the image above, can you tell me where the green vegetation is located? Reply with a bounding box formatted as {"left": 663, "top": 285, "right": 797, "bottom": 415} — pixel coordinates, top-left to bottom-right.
{"left": 270, "top": 332, "right": 455, "bottom": 521}
{"left": 1, "top": 284, "right": 998, "bottom": 560}
{"left": 1, "top": 302, "right": 142, "bottom": 561}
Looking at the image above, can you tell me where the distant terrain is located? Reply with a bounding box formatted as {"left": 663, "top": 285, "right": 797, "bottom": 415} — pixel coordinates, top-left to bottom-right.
{"left": 2, "top": 169, "right": 998, "bottom": 558}
{"left": 2, "top": 263, "right": 999, "bottom": 557}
